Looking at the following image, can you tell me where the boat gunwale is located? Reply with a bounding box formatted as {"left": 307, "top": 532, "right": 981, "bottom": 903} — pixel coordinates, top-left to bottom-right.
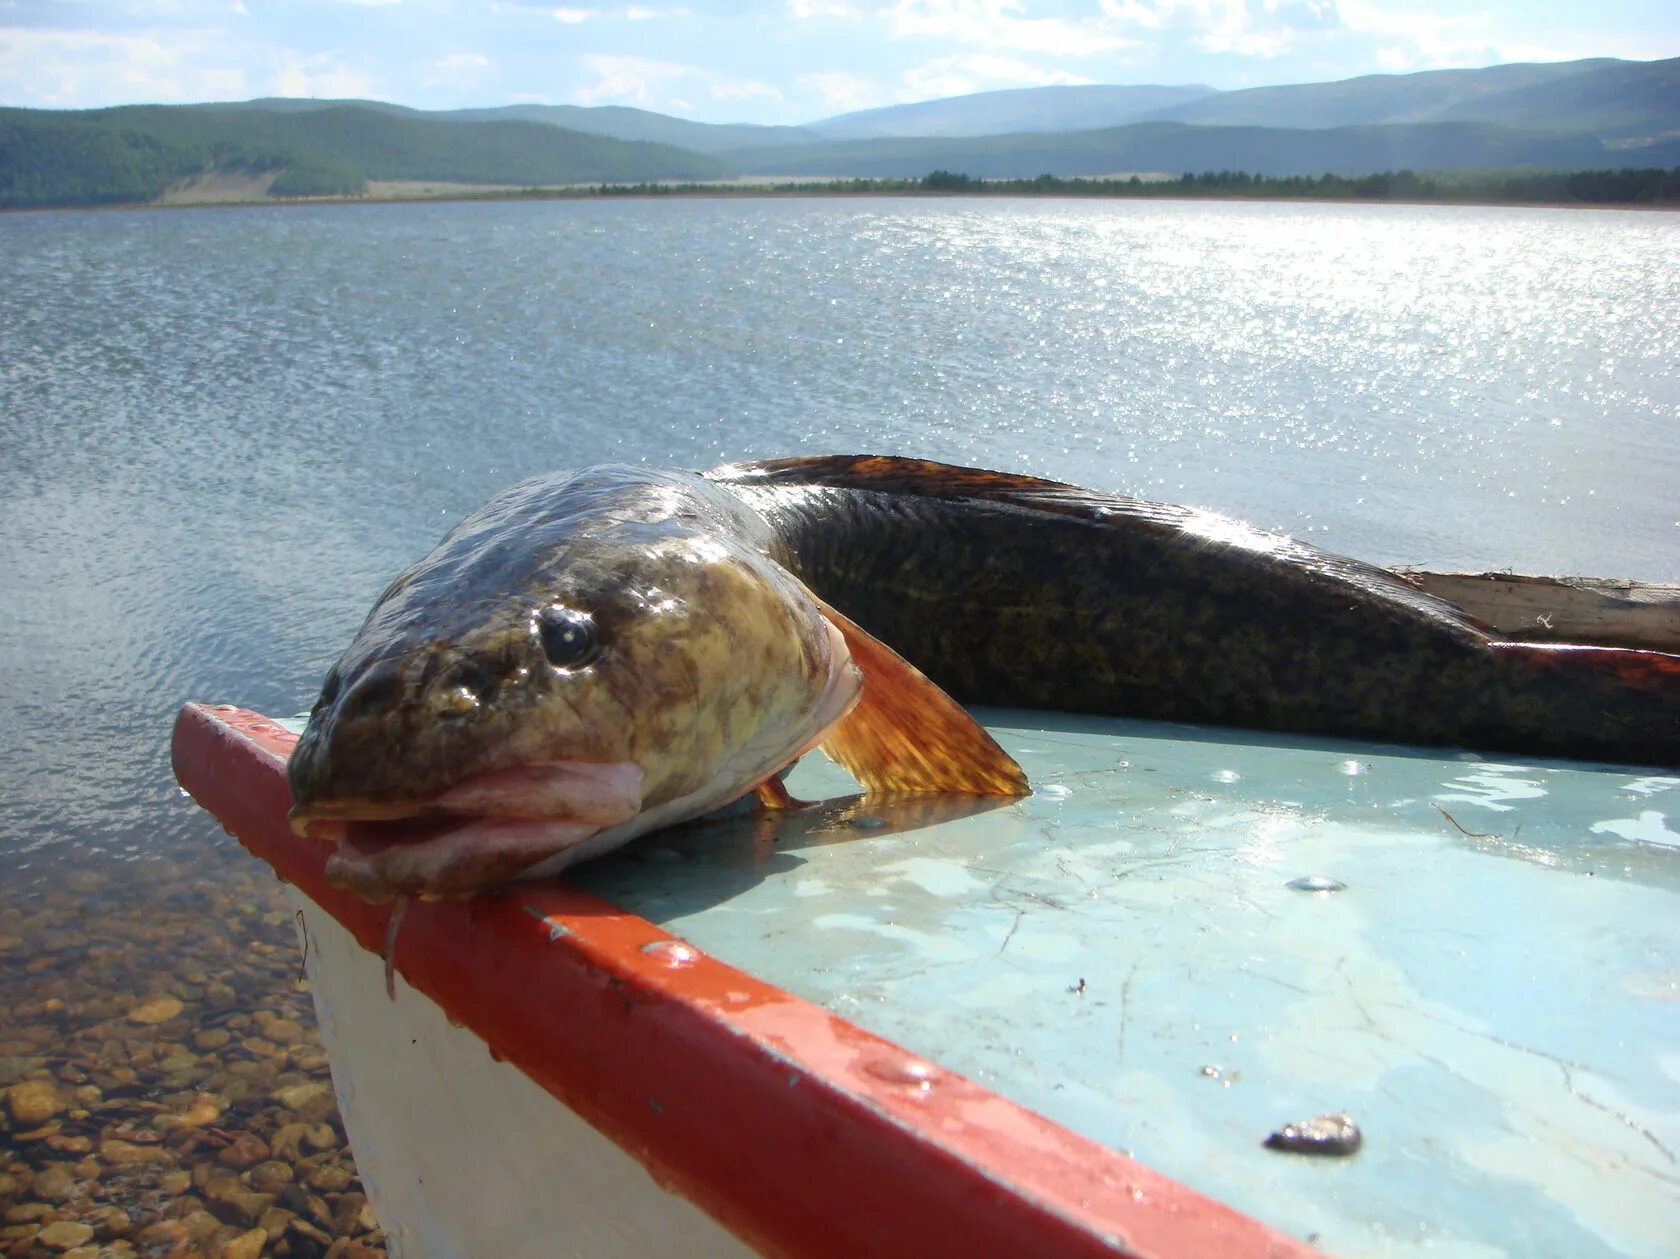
{"left": 171, "top": 701, "right": 1315, "bottom": 1259}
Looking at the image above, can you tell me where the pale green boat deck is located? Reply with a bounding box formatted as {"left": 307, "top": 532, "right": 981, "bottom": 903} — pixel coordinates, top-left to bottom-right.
{"left": 566, "top": 712, "right": 1680, "bottom": 1259}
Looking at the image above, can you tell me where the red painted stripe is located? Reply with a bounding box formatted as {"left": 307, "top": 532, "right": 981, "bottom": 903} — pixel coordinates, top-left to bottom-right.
{"left": 172, "top": 703, "right": 1315, "bottom": 1259}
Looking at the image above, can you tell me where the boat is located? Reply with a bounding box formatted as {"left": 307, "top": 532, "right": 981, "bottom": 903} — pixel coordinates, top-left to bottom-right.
{"left": 171, "top": 570, "right": 1680, "bottom": 1259}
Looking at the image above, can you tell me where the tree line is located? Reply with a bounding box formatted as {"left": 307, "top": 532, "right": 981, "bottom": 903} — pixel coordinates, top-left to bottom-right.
{"left": 591, "top": 166, "right": 1680, "bottom": 206}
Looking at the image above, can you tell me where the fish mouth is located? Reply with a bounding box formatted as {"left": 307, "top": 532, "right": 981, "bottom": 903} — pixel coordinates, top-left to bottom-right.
{"left": 289, "top": 760, "right": 645, "bottom": 901}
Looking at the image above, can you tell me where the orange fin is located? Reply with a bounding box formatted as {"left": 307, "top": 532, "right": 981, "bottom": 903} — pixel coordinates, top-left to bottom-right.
{"left": 755, "top": 776, "right": 812, "bottom": 810}
{"left": 811, "top": 597, "right": 1030, "bottom": 797}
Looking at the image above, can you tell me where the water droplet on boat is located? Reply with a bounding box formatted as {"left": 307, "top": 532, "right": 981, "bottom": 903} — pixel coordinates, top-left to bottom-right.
{"left": 1339, "top": 759, "right": 1368, "bottom": 776}
{"left": 1287, "top": 875, "right": 1346, "bottom": 894}
{"left": 848, "top": 815, "right": 887, "bottom": 830}
{"left": 1212, "top": 769, "right": 1241, "bottom": 784}
{"left": 863, "top": 1058, "right": 939, "bottom": 1093}
{"left": 639, "top": 939, "right": 699, "bottom": 968}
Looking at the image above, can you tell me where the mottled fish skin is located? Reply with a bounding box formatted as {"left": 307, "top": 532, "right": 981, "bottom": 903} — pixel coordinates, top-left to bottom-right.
{"left": 708, "top": 455, "right": 1680, "bottom": 767}
{"left": 287, "top": 465, "right": 855, "bottom": 894}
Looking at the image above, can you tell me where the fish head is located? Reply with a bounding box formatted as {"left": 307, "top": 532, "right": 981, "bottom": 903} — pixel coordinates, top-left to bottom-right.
{"left": 286, "top": 468, "right": 861, "bottom": 901}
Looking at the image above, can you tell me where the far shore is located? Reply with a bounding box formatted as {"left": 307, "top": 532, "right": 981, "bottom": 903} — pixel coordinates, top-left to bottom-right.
{"left": 7, "top": 172, "right": 1677, "bottom": 215}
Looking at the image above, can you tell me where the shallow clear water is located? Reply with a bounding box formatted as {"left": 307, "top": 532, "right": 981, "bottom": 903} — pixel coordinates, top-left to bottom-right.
{"left": 1, "top": 194, "right": 1676, "bottom": 1254}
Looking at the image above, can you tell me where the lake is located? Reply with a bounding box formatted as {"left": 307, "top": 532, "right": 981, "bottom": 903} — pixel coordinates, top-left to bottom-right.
{"left": 0, "top": 195, "right": 1675, "bottom": 1254}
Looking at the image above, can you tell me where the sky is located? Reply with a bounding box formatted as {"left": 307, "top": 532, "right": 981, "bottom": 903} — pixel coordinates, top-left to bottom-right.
{"left": 2, "top": 1, "right": 1676, "bottom": 122}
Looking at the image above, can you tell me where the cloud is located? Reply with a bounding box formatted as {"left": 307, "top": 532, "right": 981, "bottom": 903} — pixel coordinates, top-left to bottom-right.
{"left": 798, "top": 70, "right": 883, "bottom": 111}
{"left": 272, "top": 51, "right": 376, "bottom": 98}
{"left": 1334, "top": 1, "right": 1497, "bottom": 69}
{"left": 551, "top": 3, "right": 687, "bottom": 19}
{"left": 574, "top": 52, "right": 782, "bottom": 114}
{"left": 573, "top": 52, "right": 699, "bottom": 104}
{"left": 711, "top": 77, "right": 783, "bottom": 102}
{"left": 0, "top": 28, "right": 249, "bottom": 106}
{"left": 788, "top": 0, "right": 860, "bottom": 17}
{"left": 1096, "top": 0, "right": 1342, "bottom": 60}
{"left": 882, "top": 0, "right": 1132, "bottom": 57}
{"left": 426, "top": 51, "right": 491, "bottom": 86}
{"left": 902, "top": 52, "right": 1088, "bottom": 99}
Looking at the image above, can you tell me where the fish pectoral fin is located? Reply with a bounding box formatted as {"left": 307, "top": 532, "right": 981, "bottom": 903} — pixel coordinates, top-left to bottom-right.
{"left": 755, "top": 776, "right": 813, "bottom": 810}
{"left": 811, "top": 597, "right": 1030, "bottom": 798}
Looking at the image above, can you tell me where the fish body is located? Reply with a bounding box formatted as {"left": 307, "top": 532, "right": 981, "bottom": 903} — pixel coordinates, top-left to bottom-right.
{"left": 289, "top": 455, "right": 1680, "bottom": 900}
{"left": 713, "top": 456, "right": 1680, "bottom": 766}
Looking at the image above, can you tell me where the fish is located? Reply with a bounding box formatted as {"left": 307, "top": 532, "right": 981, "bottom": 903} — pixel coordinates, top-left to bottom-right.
{"left": 286, "top": 463, "right": 1026, "bottom": 902}
{"left": 287, "top": 455, "right": 1680, "bottom": 901}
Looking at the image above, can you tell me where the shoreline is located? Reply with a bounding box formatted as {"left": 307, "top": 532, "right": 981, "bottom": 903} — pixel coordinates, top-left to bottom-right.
{"left": 6, "top": 183, "right": 1678, "bottom": 215}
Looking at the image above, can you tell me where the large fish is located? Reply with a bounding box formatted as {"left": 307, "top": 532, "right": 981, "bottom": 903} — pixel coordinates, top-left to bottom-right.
{"left": 287, "top": 455, "right": 1680, "bottom": 901}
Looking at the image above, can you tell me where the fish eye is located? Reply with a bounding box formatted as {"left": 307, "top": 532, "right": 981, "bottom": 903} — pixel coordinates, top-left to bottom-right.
{"left": 535, "top": 605, "right": 599, "bottom": 670}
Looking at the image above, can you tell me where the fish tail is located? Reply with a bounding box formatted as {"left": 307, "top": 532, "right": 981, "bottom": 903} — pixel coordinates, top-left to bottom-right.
{"left": 1487, "top": 641, "right": 1680, "bottom": 766}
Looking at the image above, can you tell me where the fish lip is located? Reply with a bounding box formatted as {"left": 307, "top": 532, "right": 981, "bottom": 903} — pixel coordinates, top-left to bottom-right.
{"left": 288, "top": 760, "right": 645, "bottom": 834}
{"left": 323, "top": 815, "right": 616, "bottom": 901}
{"left": 290, "top": 760, "right": 645, "bottom": 898}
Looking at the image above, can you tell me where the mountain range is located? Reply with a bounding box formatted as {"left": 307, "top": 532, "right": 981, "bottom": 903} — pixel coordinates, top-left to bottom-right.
{"left": 2, "top": 55, "right": 1675, "bottom": 208}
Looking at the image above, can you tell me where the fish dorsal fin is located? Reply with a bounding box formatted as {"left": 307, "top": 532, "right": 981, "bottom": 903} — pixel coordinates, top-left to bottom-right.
{"left": 811, "top": 596, "right": 1029, "bottom": 798}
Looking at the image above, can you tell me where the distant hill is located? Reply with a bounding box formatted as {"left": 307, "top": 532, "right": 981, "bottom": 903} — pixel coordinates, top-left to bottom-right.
{"left": 1141, "top": 58, "right": 1680, "bottom": 145}
{"left": 809, "top": 84, "right": 1216, "bottom": 139}
{"left": 722, "top": 120, "right": 1613, "bottom": 180}
{"left": 1626, "top": 136, "right": 1680, "bottom": 165}
{"left": 431, "top": 104, "right": 820, "bottom": 152}
{"left": 1432, "top": 56, "right": 1680, "bottom": 144}
{"left": 195, "top": 97, "right": 821, "bottom": 152}
{"left": 0, "top": 103, "right": 727, "bottom": 208}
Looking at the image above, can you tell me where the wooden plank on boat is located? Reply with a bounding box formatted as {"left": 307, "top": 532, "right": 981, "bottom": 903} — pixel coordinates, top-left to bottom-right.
{"left": 1392, "top": 568, "right": 1680, "bottom": 651}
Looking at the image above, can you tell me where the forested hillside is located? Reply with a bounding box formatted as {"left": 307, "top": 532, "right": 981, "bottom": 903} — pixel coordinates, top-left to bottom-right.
{"left": 0, "top": 104, "right": 727, "bottom": 208}
{"left": 720, "top": 120, "right": 1612, "bottom": 180}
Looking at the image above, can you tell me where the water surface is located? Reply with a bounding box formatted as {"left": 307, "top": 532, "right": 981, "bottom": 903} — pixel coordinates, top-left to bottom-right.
{"left": 3, "top": 196, "right": 1674, "bottom": 883}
